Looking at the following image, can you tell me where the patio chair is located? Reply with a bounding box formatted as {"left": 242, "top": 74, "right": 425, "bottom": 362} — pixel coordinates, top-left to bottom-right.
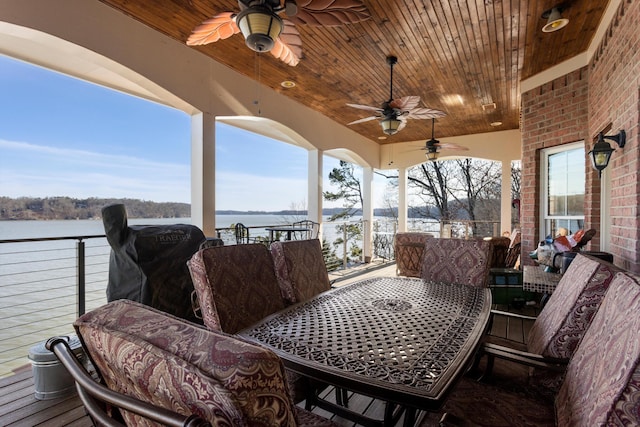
{"left": 188, "top": 244, "right": 315, "bottom": 403}
{"left": 234, "top": 222, "right": 255, "bottom": 244}
{"left": 434, "top": 270, "right": 640, "bottom": 426}
{"left": 394, "top": 232, "right": 433, "bottom": 277}
{"left": 270, "top": 238, "right": 332, "bottom": 305}
{"left": 479, "top": 253, "right": 622, "bottom": 377}
{"left": 485, "top": 236, "right": 511, "bottom": 268}
{"left": 504, "top": 229, "right": 521, "bottom": 268}
{"left": 49, "top": 299, "right": 336, "bottom": 427}
{"left": 292, "top": 220, "right": 320, "bottom": 240}
{"left": 420, "top": 238, "right": 494, "bottom": 287}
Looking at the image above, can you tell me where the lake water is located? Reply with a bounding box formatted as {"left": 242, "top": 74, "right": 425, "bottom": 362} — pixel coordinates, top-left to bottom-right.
{"left": 0, "top": 214, "right": 297, "bottom": 239}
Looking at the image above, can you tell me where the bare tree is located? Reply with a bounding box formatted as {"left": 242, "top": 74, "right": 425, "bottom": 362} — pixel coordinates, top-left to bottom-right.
{"left": 511, "top": 160, "right": 522, "bottom": 200}
{"left": 408, "top": 162, "right": 458, "bottom": 220}
{"left": 449, "top": 159, "right": 502, "bottom": 235}
{"left": 379, "top": 159, "right": 509, "bottom": 236}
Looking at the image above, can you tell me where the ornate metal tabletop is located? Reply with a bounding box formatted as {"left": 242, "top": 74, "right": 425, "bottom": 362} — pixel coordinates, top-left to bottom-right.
{"left": 238, "top": 276, "right": 491, "bottom": 411}
{"left": 523, "top": 265, "right": 562, "bottom": 294}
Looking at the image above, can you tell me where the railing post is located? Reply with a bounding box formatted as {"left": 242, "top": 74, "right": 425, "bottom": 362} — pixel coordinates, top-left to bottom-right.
{"left": 343, "top": 226, "right": 348, "bottom": 269}
{"left": 77, "top": 239, "right": 86, "bottom": 317}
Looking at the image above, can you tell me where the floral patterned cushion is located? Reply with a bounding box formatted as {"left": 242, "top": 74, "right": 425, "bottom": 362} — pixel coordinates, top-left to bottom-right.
{"left": 270, "top": 239, "right": 331, "bottom": 305}
{"left": 556, "top": 271, "right": 640, "bottom": 426}
{"left": 187, "top": 244, "right": 285, "bottom": 333}
{"left": 393, "top": 232, "right": 433, "bottom": 277}
{"left": 74, "top": 299, "right": 298, "bottom": 427}
{"left": 420, "top": 238, "right": 493, "bottom": 288}
{"left": 527, "top": 254, "right": 622, "bottom": 359}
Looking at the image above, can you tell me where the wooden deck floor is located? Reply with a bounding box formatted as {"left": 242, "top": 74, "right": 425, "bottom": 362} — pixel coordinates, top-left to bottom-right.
{"left": 1, "top": 261, "right": 536, "bottom": 427}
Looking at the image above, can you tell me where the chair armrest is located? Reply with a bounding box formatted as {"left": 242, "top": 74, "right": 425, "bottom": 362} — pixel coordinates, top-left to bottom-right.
{"left": 438, "top": 412, "right": 483, "bottom": 427}
{"left": 481, "top": 342, "right": 567, "bottom": 371}
{"left": 490, "top": 309, "right": 538, "bottom": 322}
{"left": 47, "top": 337, "right": 210, "bottom": 427}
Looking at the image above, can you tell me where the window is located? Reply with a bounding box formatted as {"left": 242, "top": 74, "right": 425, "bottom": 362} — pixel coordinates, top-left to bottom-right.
{"left": 541, "top": 142, "right": 585, "bottom": 239}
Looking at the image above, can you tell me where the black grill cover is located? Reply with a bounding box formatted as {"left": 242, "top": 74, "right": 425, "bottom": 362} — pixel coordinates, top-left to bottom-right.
{"left": 102, "top": 204, "right": 205, "bottom": 324}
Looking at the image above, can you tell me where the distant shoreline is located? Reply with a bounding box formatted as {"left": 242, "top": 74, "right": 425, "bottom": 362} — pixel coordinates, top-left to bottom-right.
{"left": 0, "top": 196, "right": 398, "bottom": 221}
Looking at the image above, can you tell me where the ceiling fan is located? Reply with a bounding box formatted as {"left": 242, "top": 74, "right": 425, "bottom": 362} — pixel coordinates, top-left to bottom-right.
{"left": 186, "top": 0, "right": 370, "bottom": 67}
{"left": 421, "top": 118, "right": 469, "bottom": 161}
{"left": 346, "top": 55, "right": 446, "bottom": 135}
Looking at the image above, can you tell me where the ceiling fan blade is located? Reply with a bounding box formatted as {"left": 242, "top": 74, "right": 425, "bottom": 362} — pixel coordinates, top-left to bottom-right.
{"left": 289, "top": 0, "right": 371, "bottom": 26}
{"left": 186, "top": 12, "right": 239, "bottom": 46}
{"left": 347, "top": 116, "right": 380, "bottom": 125}
{"left": 270, "top": 20, "right": 302, "bottom": 66}
{"left": 396, "top": 116, "right": 408, "bottom": 132}
{"left": 346, "top": 103, "right": 383, "bottom": 112}
{"left": 436, "top": 142, "right": 469, "bottom": 151}
{"left": 389, "top": 95, "right": 420, "bottom": 111}
{"left": 405, "top": 108, "right": 447, "bottom": 120}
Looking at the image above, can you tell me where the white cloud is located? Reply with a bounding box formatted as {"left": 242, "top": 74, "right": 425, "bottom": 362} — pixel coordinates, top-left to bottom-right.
{"left": 0, "top": 139, "right": 190, "bottom": 202}
{"left": 1, "top": 139, "right": 392, "bottom": 210}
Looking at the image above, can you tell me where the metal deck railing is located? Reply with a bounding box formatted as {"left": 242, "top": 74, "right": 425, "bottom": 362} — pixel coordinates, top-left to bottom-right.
{"left": 0, "top": 218, "right": 501, "bottom": 378}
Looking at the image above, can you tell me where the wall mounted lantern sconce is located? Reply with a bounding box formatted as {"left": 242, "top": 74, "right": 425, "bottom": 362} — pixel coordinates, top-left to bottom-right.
{"left": 589, "top": 130, "right": 626, "bottom": 178}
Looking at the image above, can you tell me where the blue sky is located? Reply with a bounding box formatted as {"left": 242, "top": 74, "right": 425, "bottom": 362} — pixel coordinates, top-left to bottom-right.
{"left": 0, "top": 54, "right": 388, "bottom": 211}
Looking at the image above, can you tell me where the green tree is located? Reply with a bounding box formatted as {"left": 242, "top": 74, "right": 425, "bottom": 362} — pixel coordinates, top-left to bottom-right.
{"left": 323, "top": 160, "right": 364, "bottom": 264}
{"left": 323, "top": 160, "right": 363, "bottom": 221}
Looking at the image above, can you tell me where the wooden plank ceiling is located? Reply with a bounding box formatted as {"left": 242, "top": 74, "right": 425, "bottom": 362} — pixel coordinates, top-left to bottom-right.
{"left": 97, "top": 0, "right": 608, "bottom": 144}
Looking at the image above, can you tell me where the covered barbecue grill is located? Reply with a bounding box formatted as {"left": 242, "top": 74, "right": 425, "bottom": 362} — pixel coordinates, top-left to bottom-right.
{"left": 102, "top": 204, "right": 205, "bottom": 324}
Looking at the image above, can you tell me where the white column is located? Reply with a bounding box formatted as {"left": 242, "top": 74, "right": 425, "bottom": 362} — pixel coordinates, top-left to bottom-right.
{"left": 362, "top": 167, "right": 374, "bottom": 263}
{"left": 307, "top": 149, "right": 323, "bottom": 238}
{"left": 501, "top": 160, "right": 512, "bottom": 236}
{"left": 398, "top": 167, "right": 408, "bottom": 232}
{"left": 191, "top": 112, "right": 216, "bottom": 236}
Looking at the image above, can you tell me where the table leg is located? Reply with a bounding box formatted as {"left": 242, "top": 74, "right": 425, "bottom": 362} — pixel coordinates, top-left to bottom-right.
{"left": 402, "top": 407, "right": 417, "bottom": 427}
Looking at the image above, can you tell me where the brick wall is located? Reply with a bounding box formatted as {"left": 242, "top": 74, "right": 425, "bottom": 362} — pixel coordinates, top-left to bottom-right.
{"left": 520, "top": 0, "right": 640, "bottom": 271}
{"left": 520, "top": 69, "right": 590, "bottom": 265}
{"left": 588, "top": 0, "right": 640, "bottom": 272}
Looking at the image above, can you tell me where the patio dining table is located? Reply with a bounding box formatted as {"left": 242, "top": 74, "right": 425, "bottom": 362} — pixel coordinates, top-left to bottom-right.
{"left": 238, "top": 276, "right": 492, "bottom": 426}
{"left": 265, "top": 225, "right": 311, "bottom": 241}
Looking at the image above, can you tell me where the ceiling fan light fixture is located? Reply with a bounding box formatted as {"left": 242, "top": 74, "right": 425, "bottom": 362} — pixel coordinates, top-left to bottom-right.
{"left": 426, "top": 148, "right": 438, "bottom": 162}
{"left": 236, "top": 6, "right": 283, "bottom": 52}
{"left": 380, "top": 116, "right": 401, "bottom": 135}
{"left": 542, "top": 7, "right": 569, "bottom": 33}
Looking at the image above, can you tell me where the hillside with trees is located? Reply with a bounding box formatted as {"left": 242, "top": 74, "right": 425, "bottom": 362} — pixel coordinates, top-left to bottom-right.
{"left": 0, "top": 197, "right": 191, "bottom": 220}
{"left": 0, "top": 197, "right": 367, "bottom": 220}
